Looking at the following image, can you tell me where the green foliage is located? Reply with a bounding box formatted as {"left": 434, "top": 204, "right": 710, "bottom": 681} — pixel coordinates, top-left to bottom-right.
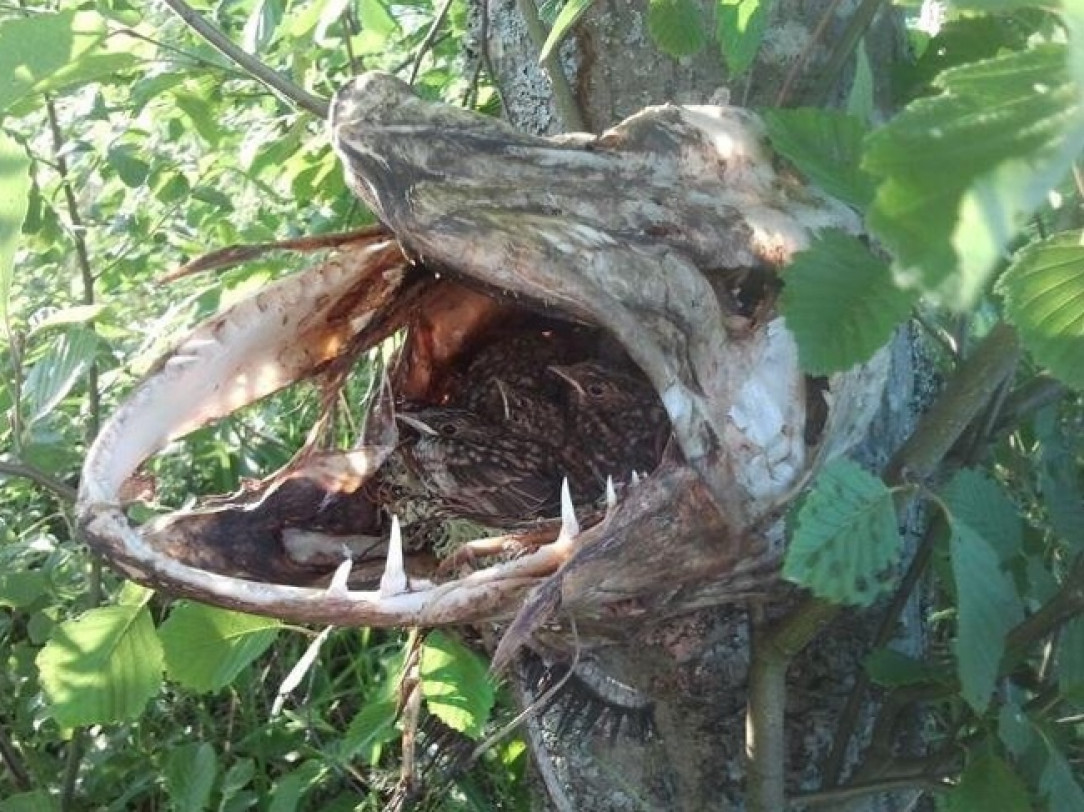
{"left": 945, "top": 748, "right": 1031, "bottom": 811}
{"left": 36, "top": 605, "right": 164, "bottom": 726}
{"left": 165, "top": 742, "right": 218, "bottom": 812}
{"left": 779, "top": 230, "right": 915, "bottom": 373}
{"left": 783, "top": 460, "right": 901, "bottom": 606}
{"left": 159, "top": 602, "right": 282, "bottom": 692}
{"left": 420, "top": 630, "right": 495, "bottom": 739}
{"left": 647, "top": 0, "right": 708, "bottom": 58}
{"left": 717, "top": 0, "right": 774, "bottom": 77}
{"left": 762, "top": 108, "right": 875, "bottom": 210}
{"left": 864, "top": 44, "right": 1084, "bottom": 310}
{"left": 0, "top": 131, "right": 30, "bottom": 326}
{"left": 997, "top": 230, "right": 1084, "bottom": 390}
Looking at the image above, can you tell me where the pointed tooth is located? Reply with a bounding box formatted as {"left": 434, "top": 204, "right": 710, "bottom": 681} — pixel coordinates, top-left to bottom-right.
{"left": 559, "top": 477, "right": 579, "bottom": 540}
{"left": 630, "top": 470, "right": 640, "bottom": 486}
{"left": 327, "top": 547, "right": 353, "bottom": 595}
{"left": 605, "top": 476, "right": 616, "bottom": 512}
{"left": 379, "top": 515, "right": 408, "bottom": 597}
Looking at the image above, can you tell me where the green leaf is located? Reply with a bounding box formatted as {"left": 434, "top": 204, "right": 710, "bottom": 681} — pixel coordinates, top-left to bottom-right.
{"left": 0, "top": 571, "right": 47, "bottom": 609}
{"left": 36, "top": 605, "right": 163, "bottom": 726}
{"left": 864, "top": 648, "right": 950, "bottom": 688}
{"left": 341, "top": 698, "right": 399, "bottom": 763}
{"left": 1039, "top": 734, "right": 1084, "bottom": 810}
{"left": 107, "top": 143, "right": 149, "bottom": 188}
{"left": 1057, "top": 617, "right": 1084, "bottom": 698}
{"left": 0, "top": 791, "right": 60, "bottom": 812}
{"left": 942, "top": 469, "right": 1022, "bottom": 563}
{"left": 945, "top": 747, "right": 1031, "bottom": 812}
{"left": 0, "top": 131, "right": 31, "bottom": 328}
{"left": 783, "top": 459, "right": 901, "bottom": 606}
{"left": 716, "top": 0, "right": 773, "bottom": 77}
{"left": 220, "top": 758, "right": 256, "bottom": 803}
{"left": 761, "top": 109, "right": 875, "bottom": 210}
{"left": 1033, "top": 407, "right": 1084, "bottom": 552}
{"left": 950, "top": 520, "right": 1023, "bottom": 712}
{"left": 159, "top": 602, "right": 282, "bottom": 693}
{"left": 779, "top": 230, "right": 915, "bottom": 374}
{"left": 357, "top": 0, "right": 399, "bottom": 37}
{"left": 997, "top": 230, "right": 1084, "bottom": 390}
{"left": 22, "top": 328, "right": 100, "bottom": 426}
{"left": 420, "top": 630, "right": 494, "bottom": 739}
{"left": 647, "top": 0, "right": 708, "bottom": 58}
{"left": 846, "top": 38, "right": 874, "bottom": 123}
{"left": 0, "top": 11, "right": 142, "bottom": 112}
{"left": 165, "top": 742, "right": 217, "bottom": 812}
{"left": 865, "top": 44, "right": 1084, "bottom": 309}
{"left": 540, "top": 0, "right": 597, "bottom": 61}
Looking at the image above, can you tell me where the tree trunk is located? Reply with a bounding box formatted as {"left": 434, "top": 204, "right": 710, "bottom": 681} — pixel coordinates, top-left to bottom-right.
{"left": 478, "top": 2, "right": 926, "bottom": 809}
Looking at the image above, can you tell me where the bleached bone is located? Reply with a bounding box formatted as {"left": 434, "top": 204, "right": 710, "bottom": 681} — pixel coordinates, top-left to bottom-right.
{"left": 379, "top": 516, "right": 408, "bottom": 597}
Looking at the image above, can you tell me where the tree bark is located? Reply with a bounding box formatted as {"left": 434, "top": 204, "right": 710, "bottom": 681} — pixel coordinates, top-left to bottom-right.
{"left": 478, "top": 1, "right": 926, "bottom": 809}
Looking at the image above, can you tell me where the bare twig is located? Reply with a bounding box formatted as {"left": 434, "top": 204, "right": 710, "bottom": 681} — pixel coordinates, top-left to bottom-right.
{"left": 0, "top": 460, "right": 77, "bottom": 502}
{"left": 776, "top": 0, "right": 845, "bottom": 107}
{"left": 409, "top": 0, "right": 455, "bottom": 84}
{"left": 158, "top": 0, "right": 329, "bottom": 117}
{"left": 796, "top": 774, "right": 951, "bottom": 806}
{"left": 0, "top": 723, "right": 31, "bottom": 792}
{"left": 811, "top": 0, "right": 888, "bottom": 105}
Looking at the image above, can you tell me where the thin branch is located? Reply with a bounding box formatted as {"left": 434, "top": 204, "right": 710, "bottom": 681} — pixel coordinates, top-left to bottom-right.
{"left": 0, "top": 722, "right": 32, "bottom": 792}
{"left": 811, "top": 0, "right": 888, "bottom": 105}
{"left": 158, "top": 0, "right": 329, "bottom": 118}
{"left": 0, "top": 460, "right": 77, "bottom": 502}
{"left": 775, "top": 0, "right": 845, "bottom": 107}
{"left": 409, "top": 0, "right": 455, "bottom": 84}
{"left": 513, "top": 0, "right": 587, "bottom": 132}
{"left": 796, "top": 774, "right": 951, "bottom": 806}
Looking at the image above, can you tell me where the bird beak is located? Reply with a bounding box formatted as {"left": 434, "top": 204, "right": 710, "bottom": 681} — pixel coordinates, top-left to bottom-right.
{"left": 395, "top": 413, "right": 438, "bottom": 436}
{"left": 547, "top": 365, "right": 584, "bottom": 396}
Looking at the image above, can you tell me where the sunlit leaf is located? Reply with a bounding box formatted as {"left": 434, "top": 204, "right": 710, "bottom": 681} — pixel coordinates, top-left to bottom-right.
{"left": 0, "top": 11, "right": 142, "bottom": 112}
{"left": 950, "top": 520, "right": 1023, "bottom": 712}
{"left": 647, "top": 0, "right": 707, "bottom": 57}
{"left": 716, "top": 0, "right": 773, "bottom": 77}
{"left": 36, "top": 605, "right": 163, "bottom": 726}
{"left": 22, "top": 328, "right": 100, "bottom": 426}
{"left": 0, "top": 131, "right": 30, "bottom": 329}
{"left": 783, "top": 459, "right": 901, "bottom": 606}
{"left": 780, "top": 231, "right": 914, "bottom": 374}
{"left": 997, "top": 230, "right": 1084, "bottom": 390}
{"left": 420, "top": 630, "right": 494, "bottom": 739}
{"left": 165, "top": 743, "right": 217, "bottom": 812}
{"left": 540, "top": 0, "right": 597, "bottom": 61}
{"left": 159, "top": 602, "right": 282, "bottom": 693}
{"left": 865, "top": 44, "right": 1084, "bottom": 309}
{"left": 357, "top": 0, "right": 399, "bottom": 37}
{"left": 762, "top": 109, "right": 874, "bottom": 210}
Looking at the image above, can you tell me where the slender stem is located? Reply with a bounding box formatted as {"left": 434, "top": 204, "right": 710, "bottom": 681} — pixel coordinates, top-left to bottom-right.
{"left": 811, "top": 0, "right": 887, "bottom": 104}
{"left": 885, "top": 322, "right": 1020, "bottom": 485}
{"left": 746, "top": 607, "right": 787, "bottom": 811}
{"left": 775, "top": 0, "right": 845, "bottom": 107}
{"left": 0, "top": 460, "right": 77, "bottom": 502}
{"left": 513, "top": 0, "right": 587, "bottom": 132}
{"left": 409, "top": 0, "right": 455, "bottom": 84}
{"left": 158, "top": 0, "right": 329, "bottom": 117}
{"left": 796, "top": 774, "right": 951, "bottom": 806}
{"left": 0, "top": 723, "right": 32, "bottom": 791}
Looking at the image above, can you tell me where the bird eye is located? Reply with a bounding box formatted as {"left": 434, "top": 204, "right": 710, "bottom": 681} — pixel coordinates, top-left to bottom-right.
{"left": 440, "top": 422, "right": 458, "bottom": 436}
{"left": 587, "top": 382, "right": 606, "bottom": 397}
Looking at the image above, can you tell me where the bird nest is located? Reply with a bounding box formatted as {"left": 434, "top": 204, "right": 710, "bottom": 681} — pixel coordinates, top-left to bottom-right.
{"left": 77, "top": 73, "right": 888, "bottom": 659}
